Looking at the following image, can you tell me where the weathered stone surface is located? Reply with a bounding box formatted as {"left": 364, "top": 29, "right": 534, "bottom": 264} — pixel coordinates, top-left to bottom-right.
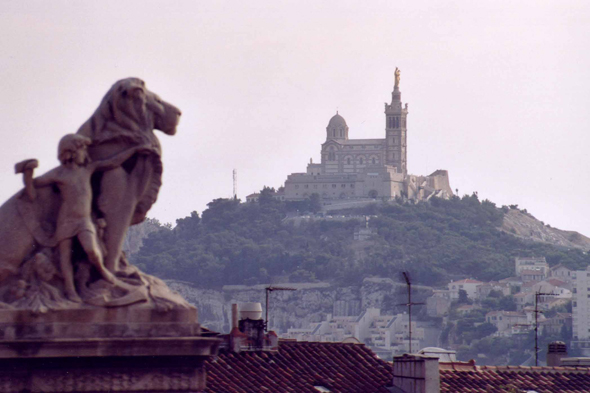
{"left": 0, "top": 78, "right": 187, "bottom": 315}
{"left": 0, "top": 306, "right": 199, "bottom": 340}
{"left": 167, "top": 278, "right": 426, "bottom": 333}
{"left": 0, "top": 354, "right": 213, "bottom": 392}
{"left": 502, "top": 209, "right": 590, "bottom": 250}
{"left": 0, "top": 79, "right": 220, "bottom": 392}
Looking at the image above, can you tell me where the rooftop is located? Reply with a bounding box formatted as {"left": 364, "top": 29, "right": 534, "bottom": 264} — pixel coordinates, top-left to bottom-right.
{"left": 341, "top": 139, "right": 385, "bottom": 145}
{"left": 520, "top": 269, "right": 546, "bottom": 275}
{"left": 439, "top": 361, "right": 590, "bottom": 392}
{"left": 450, "top": 279, "right": 484, "bottom": 285}
{"left": 327, "top": 113, "right": 347, "bottom": 128}
{"left": 204, "top": 340, "right": 392, "bottom": 392}
{"left": 544, "top": 278, "right": 569, "bottom": 287}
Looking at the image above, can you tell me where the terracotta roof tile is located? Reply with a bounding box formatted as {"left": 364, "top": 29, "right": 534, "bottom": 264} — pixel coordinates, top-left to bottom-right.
{"left": 451, "top": 279, "right": 484, "bottom": 284}
{"left": 439, "top": 363, "right": 590, "bottom": 392}
{"left": 203, "top": 340, "right": 392, "bottom": 392}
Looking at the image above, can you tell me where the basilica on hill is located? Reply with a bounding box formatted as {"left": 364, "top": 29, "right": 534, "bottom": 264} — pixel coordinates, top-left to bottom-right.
{"left": 282, "top": 69, "right": 453, "bottom": 202}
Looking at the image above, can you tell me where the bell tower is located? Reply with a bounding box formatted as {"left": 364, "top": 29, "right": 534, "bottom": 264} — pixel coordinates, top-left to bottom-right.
{"left": 384, "top": 67, "right": 408, "bottom": 175}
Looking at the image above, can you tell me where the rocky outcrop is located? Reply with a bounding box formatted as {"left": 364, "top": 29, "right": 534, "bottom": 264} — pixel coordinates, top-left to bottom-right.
{"left": 166, "top": 278, "right": 431, "bottom": 334}
{"left": 501, "top": 209, "right": 590, "bottom": 251}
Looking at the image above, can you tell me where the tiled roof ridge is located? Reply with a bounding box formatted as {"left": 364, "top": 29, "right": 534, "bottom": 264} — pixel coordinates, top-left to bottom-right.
{"left": 480, "top": 365, "right": 590, "bottom": 374}
{"left": 279, "top": 339, "right": 368, "bottom": 348}
{"left": 452, "top": 279, "right": 484, "bottom": 284}
{"left": 440, "top": 362, "right": 590, "bottom": 374}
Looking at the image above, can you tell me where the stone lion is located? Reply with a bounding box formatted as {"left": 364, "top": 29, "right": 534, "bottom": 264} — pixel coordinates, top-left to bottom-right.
{"left": 0, "top": 78, "right": 181, "bottom": 280}
{"left": 76, "top": 77, "right": 181, "bottom": 272}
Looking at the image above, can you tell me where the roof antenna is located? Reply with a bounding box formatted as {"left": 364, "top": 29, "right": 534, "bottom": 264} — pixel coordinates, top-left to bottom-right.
{"left": 397, "top": 272, "right": 424, "bottom": 353}
{"left": 265, "top": 286, "right": 297, "bottom": 332}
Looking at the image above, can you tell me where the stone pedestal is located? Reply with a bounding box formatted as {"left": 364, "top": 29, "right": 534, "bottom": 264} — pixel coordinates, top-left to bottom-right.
{"left": 0, "top": 307, "right": 221, "bottom": 392}
{"left": 0, "top": 336, "right": 220, "bottom": 392}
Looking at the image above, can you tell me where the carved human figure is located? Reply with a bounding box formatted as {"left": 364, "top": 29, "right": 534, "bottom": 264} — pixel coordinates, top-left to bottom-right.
{"left": 32, "top": 134, "right": 153, "bottom": 302}
{"left": 395, "top": 67, "right": 401, "bottom": 88}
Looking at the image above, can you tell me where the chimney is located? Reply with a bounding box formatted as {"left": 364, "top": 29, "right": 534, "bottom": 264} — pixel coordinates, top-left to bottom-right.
{"left": 229, "top": 303, "right": 277, "bottom": 352}
{"left": 231, "top": 303, "right": 239, "bottom": 330}
{"left": 392, "top": 354, "right": 440, "bottom": 393}
{"left": 547, "top": 341, "right": 568, "bottom": 367}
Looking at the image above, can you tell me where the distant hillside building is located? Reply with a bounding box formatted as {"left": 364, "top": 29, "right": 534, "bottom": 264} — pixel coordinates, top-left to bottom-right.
{"left": 572, "top": 267, "right": 590, "bottom": 353}
{"left": 447, "top": 278, "right": 484, "bottom": 300}
{"left": 515, "top": 256, "right": 549, "bottom": 282}
{"left": 283, "top": 70, "right": 453, "bottom": 202}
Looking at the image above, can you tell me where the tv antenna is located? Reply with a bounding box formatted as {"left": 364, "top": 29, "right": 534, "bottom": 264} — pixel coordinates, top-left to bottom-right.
{"left": 534, "top": 290, "right": 555, "bottom": 366}
{"left": 265, "top": 286, "right": 297, "bottom": 332}
{"left": 232, "top": 169, "right": 238, "bottom": 199}
{"left": 397, "top": 272, "right": 424, "bottom": 353}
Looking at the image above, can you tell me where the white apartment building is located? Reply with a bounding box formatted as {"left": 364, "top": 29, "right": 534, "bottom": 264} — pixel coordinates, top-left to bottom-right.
{"left": 447, "top": 279, "right": 483, "bottom": 300}
{"left": 572, "top": 267, "right": 590, "bottom": 353}
{"left": 284, "top": 308, "right": 424, "bottom": 355}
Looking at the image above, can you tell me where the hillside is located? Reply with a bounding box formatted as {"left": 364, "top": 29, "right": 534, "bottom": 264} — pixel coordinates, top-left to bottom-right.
{"left": 130, "top": 192, "right": 590, "bottom": 288}
{"left": 501, "top": 209, "right": 590, "bottom": 250}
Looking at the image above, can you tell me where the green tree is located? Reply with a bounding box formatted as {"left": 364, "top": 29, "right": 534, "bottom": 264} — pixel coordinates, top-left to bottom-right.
{"left": 458, "top": 289, "right": 471, "bottom": 305}
{"left": 309, "top": 193, "right": 322, "bottom": 213}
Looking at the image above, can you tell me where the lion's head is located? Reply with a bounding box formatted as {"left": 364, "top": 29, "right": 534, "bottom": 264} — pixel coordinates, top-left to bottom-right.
{"left": 76, "top": 78, "right": 181, "bottom": 152}
{"left": 75, "top": 78, "right": 182, "bottom": 226}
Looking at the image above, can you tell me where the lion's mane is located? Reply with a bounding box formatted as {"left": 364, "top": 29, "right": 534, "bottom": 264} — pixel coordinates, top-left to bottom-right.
{"left": 76, "top": 78, "right": 164, "bottom": 225}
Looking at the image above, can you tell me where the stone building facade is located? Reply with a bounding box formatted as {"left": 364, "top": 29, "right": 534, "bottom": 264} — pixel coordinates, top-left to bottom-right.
{"left": 283, "top": 72, "right": 453, "bottom": 201}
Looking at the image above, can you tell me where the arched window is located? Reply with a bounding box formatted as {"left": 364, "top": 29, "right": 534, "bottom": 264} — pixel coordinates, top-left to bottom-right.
{"left": 328, "top": 152, "right": 335, "bottom": 161}
{"left": 347, "top": 158, "right": 351, "bottom": 165}
{"left": 359, "top": 158, "right": 363, "bottom": 165}
{"left": 372, "top": 158, "right": 376, "bottom": 165}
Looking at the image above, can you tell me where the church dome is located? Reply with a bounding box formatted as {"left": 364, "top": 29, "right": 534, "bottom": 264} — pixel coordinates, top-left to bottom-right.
{"left": 328, "top": 113, "right": 347, "bottom": 128}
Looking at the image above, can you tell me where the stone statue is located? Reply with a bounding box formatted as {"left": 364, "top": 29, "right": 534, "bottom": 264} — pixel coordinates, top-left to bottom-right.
{"left": 0, "top": 79, "right": 219, "bottom": 393}
{"left": 0, "top": 78, "right": 187, "bottom": 312}
{"left": 394, "top": 67, "right": 401, "bottom": 89}
{"left": 32, "top": 134, "right": 155, "bottom": 302}
{"left": 76, "top": 77, "right": 182, "bottom": 273}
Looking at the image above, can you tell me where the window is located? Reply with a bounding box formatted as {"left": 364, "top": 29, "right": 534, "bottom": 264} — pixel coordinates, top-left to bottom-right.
{"left": 347, "top": 158, "right": 351, "bottom": 165}
{"left": 341, "top": 184, "right": 345, "bottom": 188}
{"left": 359, "top": 158, "right": 364, "bottom": 165}
{"left": 332, "top": 184, "right": 336, "bottom": 188}
{"left": 350, "top": 184, "right": 355, "bottom": 188}
{"left": 372, "top": 158, "right": 376, "bottom": 164}
{"left": 304, "top": 185, "right": 309, "bottom": 189}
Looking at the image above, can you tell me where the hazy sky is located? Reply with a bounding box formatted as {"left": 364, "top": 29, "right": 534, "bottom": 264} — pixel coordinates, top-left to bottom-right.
{"left": 1, "top": 1, "right": 589, "bottom": 236}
